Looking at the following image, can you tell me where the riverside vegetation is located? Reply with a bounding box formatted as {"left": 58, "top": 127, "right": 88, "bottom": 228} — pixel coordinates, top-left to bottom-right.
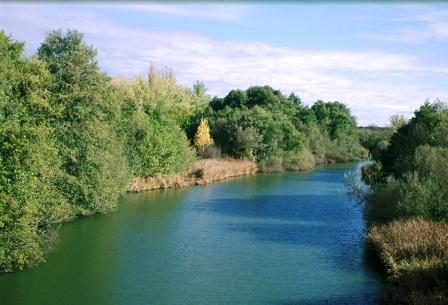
{"left": 0, "top": 29, "right": 367, "bottom": 272}
{"left": 356, "top": 102, "right": 448, "bottom": 304}
{"left": 1, "top": 29, "right": 447, "bottom": 305}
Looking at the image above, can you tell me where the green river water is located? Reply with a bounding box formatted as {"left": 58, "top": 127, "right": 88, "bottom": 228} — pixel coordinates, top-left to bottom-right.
{"left": 0, "top": 162, "right": 382, "bottom": 305}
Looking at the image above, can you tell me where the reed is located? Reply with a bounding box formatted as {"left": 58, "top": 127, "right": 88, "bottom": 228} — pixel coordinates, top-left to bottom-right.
{"left": 367, "top": 219, "right": 448, "bottom": 304}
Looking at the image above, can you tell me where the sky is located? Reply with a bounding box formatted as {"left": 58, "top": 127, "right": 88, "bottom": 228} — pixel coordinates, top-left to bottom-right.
{"left": 1, "top": 2, "right": 448, "bottom": 126}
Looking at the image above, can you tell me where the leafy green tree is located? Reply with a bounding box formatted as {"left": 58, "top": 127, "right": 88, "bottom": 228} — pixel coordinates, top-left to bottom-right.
{"left": 0, "top": 32, "right": 70, "bottom": 271}
{"left": 380, "top": 101, "right": 447, "bottom": 176}
{"left": 389, "top": 115, "right": 408, "bottom": 133}
{"left": 246, "top": 86, "right": 281, "bottom": 108}
{"left": 363, "top": 101, "right": 448, "bottom": 224}
{"left": 37, "top": 29, "right": 129, "bottom": 215}
{"left": 358, "top": 126, "right": 391, "bottom": 160}
{"left": 288, "top": 92, "right": 302, "bottom": 105}
{"left": 311, "top": 101, "right": 357, "bottom": 140}
{"left": 112, "top": 73, "right": 196, "bottom": 176}
{"left": 310, "top": 101, "right": 366, "bottom": 161}
{"left": 130, "top": 117, "right": 195, "bottom": 176}
{"left": 223, "top": 89, "right": 248, "bottom": 108}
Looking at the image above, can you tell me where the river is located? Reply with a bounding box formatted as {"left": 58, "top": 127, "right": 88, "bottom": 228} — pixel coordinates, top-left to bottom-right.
{"left": 0, "top": 162, "right": 381, "bottom": 305}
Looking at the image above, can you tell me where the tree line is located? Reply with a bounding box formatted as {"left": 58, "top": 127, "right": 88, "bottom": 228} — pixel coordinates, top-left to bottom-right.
{"left": 358, "top": 102, "right": 448, "bottom": 304}
{"left": 0, "top": 29, "right": 365, "bottom": 272}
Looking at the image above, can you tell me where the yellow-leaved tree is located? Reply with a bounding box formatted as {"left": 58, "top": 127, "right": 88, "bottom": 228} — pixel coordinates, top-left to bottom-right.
{"left": 194, "top": 117, "right": 214, "bottom": 155}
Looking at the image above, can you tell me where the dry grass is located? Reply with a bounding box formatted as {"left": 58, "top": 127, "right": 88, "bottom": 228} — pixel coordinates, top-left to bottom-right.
{"left": 187, "top": 158, "right": 257, "bottom": 182}
{"left": 128, "top": 158, "right": 257, "bottom": 192}
{"left": 368, "top": 218, "right": 448, "bottom": 275}
{"left": 367, "top": 219, "right": 448, "bottom": 305}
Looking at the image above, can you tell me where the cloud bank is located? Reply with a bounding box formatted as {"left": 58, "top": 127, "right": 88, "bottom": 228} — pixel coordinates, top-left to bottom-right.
{"left": 1, "top": 4, "right": 447, "bottom": 126}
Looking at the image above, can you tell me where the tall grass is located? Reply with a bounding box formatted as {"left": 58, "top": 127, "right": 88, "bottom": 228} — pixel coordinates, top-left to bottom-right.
{"left": 367, "top": 219, "right": 448, "bottom": 305}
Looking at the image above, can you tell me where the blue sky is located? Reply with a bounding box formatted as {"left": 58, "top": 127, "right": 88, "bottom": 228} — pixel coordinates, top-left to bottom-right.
{"left": 1, "top": 3, "right": 448, "bottom": 126}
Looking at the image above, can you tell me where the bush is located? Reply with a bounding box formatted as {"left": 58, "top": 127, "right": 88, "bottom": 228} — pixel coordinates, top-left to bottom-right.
{"left": 282, "top": 149, "right": 315, "bottom": 171}
{"left": 198, "top": 145, "right": 221, "bottom": 159}
{"left": 367, "top": 219, "right": 448, "bottom": 305}
{"left": 0, "top": 32, "right": 71, "bottom": 271}
{"left": 366, "top": 172, "right": 448, "bottom": 224}
{"left": 364, "top": 144, "right": 448, "bottom": 224}
{"left": 368, "top": 219, "right": 448, "bottom": 275}
{"left": 379, "top": 101, "right": 448, "bottom": 177}
{"left": 38, "top": 30, "right": 130, "bottom": 215}
{"left": 259, "top": 155, "right": 284, "bottom": 173}
{"left": 127, "top": 117, "right": 195, "bottom": 177}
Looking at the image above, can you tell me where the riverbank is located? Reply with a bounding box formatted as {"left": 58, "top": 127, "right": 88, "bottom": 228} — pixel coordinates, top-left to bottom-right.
{"left": 367, "top": 219, "right": 448, "bottom": 305}
{"left": 0, "top": 162, "right": 380, "bottom": 305}
{"left": 128, "top": 158, "right": 258, "bottom": 192}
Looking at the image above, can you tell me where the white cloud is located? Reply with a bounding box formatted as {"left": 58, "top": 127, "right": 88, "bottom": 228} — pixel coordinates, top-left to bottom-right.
{"left": 361, "top": 7, "right": 448, "bottom": 43}
{"left": 1, "top": 4, "right": 447, "bottom": 126}
{"left": 120, "top": 4, "right": 250, "bottom": 23}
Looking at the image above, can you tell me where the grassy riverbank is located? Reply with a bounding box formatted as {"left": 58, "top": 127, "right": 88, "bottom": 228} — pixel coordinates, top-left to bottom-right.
{"left": 1, "top": 30, "right": 366, "bottom": 272}
{"left": 128, "top": 158, "right": 258, "bottom": 192}
{"left": 368, "top": 219, "right": 448, "bottom": 305}
{"left": 359, "top": 102, "right": 448, "bottom": 305}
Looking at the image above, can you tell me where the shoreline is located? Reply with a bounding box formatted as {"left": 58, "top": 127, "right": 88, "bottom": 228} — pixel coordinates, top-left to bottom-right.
{"left": 127, "top": 157, "right": 360, "bottom": 193}
{"left": 127, "top": 158, "right": 258, "bottom": 192}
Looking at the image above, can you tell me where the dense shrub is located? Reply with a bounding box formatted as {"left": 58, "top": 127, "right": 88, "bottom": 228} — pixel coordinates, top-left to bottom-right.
{"left": 126, "top": 117, "right": 195, "bottom": 177}
{"left": 37, "top": 30, "right": 130, "bottom": 215}
{"left": 0, "top": 29, "right": 368, "bottom": 272}
{"left": 367, "top": 219, "right": 448, "bottom": 305}
{"left": 361, "top": 101, "right": 448, "bottom": 304}
{"left": 188, "top": 86, "right": 365, "bottom": 170}
{"left": 258, "top": 155, "right": 284, "bottom": 173}
{"left": 366, "top": 172, "right": 448, "bottom": 224}
{"left": 0, "top": 32, "right": 70, "bottom": 271}
{"left": 358, "top": 126, "right": 391, "bottom": 160}
{"left": 281, "top": 149, "right": 315, "bottom": 171}
{"left": 113, "top": 71, "right": 197, "bottom": 177}
{"left": 379, "top": 101, "right": 448, "bottom": 177}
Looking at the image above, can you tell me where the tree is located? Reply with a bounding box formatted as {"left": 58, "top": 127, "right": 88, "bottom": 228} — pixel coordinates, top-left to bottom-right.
{"left": 194, "top": 117, "right": 214, "bottom": 154}
{"left": 193, "top": 81, "right": 207, "bottom": 96}
{"left": 121, "top": 111, "right": 195, "bottom": 176}
{"left": 246, "top": 86, "right": 281, "bottom": 108}
{"left": 389, "top": 115, "right": 407, "bottom": 133}
{"left": 37, "top": 29, "right": 129, "bottom": 215}
{"left": 311, "top": 101, "right": 357, "bottom": 140}
{"left": 288, "top": 92, "right": 302, "bottom": 105}
{"left": 0, "top": 31, "right": 70, "bottom": 271}
{"left": 380, "top": 101, "right": 447, "bottom": 176}
{"left": 223, "top": 89, "right": 248, "bottom": 108}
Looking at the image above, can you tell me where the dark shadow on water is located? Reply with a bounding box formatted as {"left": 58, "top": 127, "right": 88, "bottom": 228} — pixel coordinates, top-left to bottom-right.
{"left": 272, "top": 294, "right": 378, "bottom": 305}
{"left": 197, "top": 194, "right": 380, "bottom": 275}
{"left": 226, "top": 221, "right": 365, "bottom": 273}
{"left": 196, "top": 194, "right": 362, "bottom": 224}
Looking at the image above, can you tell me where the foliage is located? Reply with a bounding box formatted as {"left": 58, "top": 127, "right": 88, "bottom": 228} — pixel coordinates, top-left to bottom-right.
{"left": 389, "top": 115, "right": 408, "bottom": 133}
{"left": 0, "top": 29, "right": 369, "bottom": 272}
{"left": 363, "top": 101, "right": 448, "bottom": 224}
{"left": 0, "top": 31, "right": 70, "bottom": 271}
{"left": 187, "top": 86, "right": 365, "bottom": 170}
{"left": 367, "top": 219, "right": 448, "bottom": 305}
{"left": 311, "top": 101, "right": 357, "bottom": 140}
{"left": 360, "top": 101, "right": 448, "bottom": 304}
{"left": 37, "top": 29, "right": 130, "bottom": 215}
{"left": 365, "top": 172, "right": 448, "bottom": 224}
{"left": 358, "top": 126, "right": 391, "bottom": 160}
{"left": 145, "top": 66, "right": 208, "bottom": 127}
{"left": 126, "top": 116, "right": 195, "bottom": 177}
{"left": 194, "top": 117, "right": 214, "bottom": 155}
{"left": 379, "top": 101, "right": 448, "bottom": 177}
{"left": 112, "top": 71, "right": 197, "bottom": 177}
